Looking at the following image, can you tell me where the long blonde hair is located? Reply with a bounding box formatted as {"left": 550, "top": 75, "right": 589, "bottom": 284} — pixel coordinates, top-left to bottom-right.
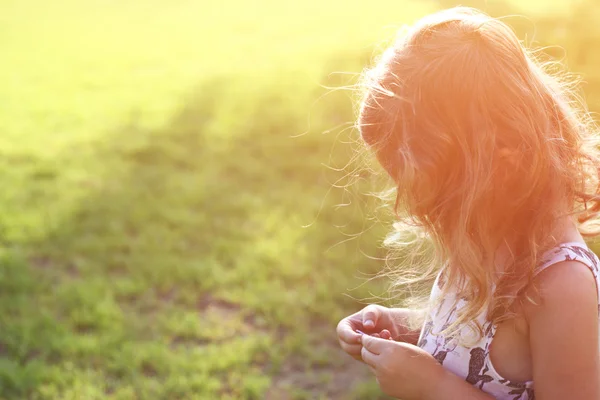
{"left": 358, "top": 7, "right": 600, "bottom": 337}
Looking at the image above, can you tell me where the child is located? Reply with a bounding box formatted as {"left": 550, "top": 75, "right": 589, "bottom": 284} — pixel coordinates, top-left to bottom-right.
{"left": 337, "top": 7, "right": 600, "bottom": 400}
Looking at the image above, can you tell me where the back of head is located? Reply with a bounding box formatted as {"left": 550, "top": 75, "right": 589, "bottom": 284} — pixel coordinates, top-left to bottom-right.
{"left": 358, "top": 7, "right": 600, "bottom": 334}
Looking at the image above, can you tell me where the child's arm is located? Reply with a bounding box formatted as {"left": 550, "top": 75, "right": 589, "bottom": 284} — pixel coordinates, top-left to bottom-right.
{"left": 524, "top": 261, "right": 600, "bottom": 400}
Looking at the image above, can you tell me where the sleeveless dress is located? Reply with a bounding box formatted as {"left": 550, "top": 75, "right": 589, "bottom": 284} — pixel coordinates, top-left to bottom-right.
{"left": 417, "top": 242, "right": 600, "bottom": 400}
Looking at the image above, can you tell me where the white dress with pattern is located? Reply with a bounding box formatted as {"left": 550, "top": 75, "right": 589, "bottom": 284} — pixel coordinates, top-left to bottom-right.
{"left": 417, "top": 242, "right": 600, "bottom": 400}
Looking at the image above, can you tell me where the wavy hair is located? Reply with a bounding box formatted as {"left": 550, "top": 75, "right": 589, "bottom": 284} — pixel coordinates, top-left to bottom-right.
{"left": 357, "top": 6, "right": 600, "bottom": 338}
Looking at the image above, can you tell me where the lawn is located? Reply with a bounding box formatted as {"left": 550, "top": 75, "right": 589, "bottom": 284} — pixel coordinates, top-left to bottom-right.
{"left": 0, "top": 0, "right": 597, "bottom": 399}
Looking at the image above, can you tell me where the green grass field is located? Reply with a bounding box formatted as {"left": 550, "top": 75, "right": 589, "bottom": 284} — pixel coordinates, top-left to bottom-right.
{"left": 1, "top": 0, "right": 598, "bottom": 399}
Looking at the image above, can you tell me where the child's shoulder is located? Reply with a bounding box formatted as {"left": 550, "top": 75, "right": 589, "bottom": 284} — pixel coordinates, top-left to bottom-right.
{"left": 521, "top": 244, "right": 600, "bottom": 396}
{"left": 524, "top": 243, "right": 599, "bottom": 322}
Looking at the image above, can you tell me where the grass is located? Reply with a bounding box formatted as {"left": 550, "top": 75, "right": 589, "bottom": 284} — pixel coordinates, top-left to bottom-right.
{"left": 0, "top": 0, "right": 598, "bottom": 398}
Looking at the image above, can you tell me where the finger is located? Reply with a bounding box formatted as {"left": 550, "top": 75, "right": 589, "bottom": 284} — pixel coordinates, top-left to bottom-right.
{"left": 372, "top": 333, "right": 381, "bottom": 338}
{"left": 361, "top": 345, "right": 379, "bottom": 368}
{"left": 337, "top": 319, "right": 362, "bottom": 345}
{"left": 380, "top": 329, "right": 392, "bottom": 340}
{"left": 362, "top": 305, "right": 381, "bottom": 329}
{"left": 360, "top": 333, "right": 388, "bottom": 355}
{"left": 338, "top": 340, "right": 362, "bottom": 357}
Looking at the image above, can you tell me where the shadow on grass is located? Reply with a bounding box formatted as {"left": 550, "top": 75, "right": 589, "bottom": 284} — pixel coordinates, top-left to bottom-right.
{"left": 0, "top": 65, "right": 391, "bottom": 399}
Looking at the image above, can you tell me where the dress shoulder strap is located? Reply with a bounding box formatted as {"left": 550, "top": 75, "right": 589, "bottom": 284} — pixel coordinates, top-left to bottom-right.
{"left": 536, "top": 242, "right": 600, "bottom": 276}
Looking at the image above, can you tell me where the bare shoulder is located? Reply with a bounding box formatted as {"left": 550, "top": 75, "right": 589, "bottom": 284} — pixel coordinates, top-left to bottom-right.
{"left": 523, "top": 260, "right": 598, "bottom": 321}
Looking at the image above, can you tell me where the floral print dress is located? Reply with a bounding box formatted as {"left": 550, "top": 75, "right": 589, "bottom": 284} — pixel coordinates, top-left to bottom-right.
{"left": 417, "top": 242, "right": 600, "bottom": 400}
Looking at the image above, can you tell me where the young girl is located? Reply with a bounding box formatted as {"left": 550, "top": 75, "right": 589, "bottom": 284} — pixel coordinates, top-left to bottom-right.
{"left": 337, "top": 7, "right": 600, "bottom": 400}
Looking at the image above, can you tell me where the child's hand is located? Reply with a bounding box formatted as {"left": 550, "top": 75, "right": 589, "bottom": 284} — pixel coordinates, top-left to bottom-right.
{"left": 336, "top": 304, "right": 399, "bottom": 361}
{"left": 373, "top": 329, "right": 393, "bottom": 340}
{"left": 356, "top": 328, "right": 393, "bottom": 339}
{"left": 360, "top": 333, "right": 445, "bottom": 400}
